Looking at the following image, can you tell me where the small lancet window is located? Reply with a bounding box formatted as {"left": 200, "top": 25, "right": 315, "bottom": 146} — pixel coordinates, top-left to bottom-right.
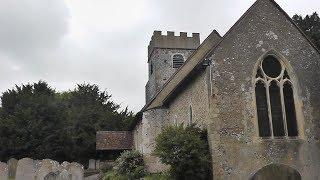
{"left": 255, "top": 81, "right": 271, "bottom": 137}
{"left": 283, "top": 82, "right": 298, "bottom": 136}
{"left": 173, "top": 54, "right": 184, "bottom": 68}
{"left": 255, "top": 55, "right": 298, "bottom": 138}
{"left": 269, "top": 81, "right": 285, "bottom": 137}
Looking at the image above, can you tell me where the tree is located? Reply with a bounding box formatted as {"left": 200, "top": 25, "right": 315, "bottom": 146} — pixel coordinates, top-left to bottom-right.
{"left": 0, "top": 81, "right": 134, "bottom": 163}
{"left": 0, "top": 81, "right": 69, "bottom": 161}
{"left": 293, "top": 12, "right": 320, "bottom": 50}
{"left": 62, "top": 84, "right": 134, "bottom": 163}
{"left": 154, "top": 124, "right": 212, "bottom": 180}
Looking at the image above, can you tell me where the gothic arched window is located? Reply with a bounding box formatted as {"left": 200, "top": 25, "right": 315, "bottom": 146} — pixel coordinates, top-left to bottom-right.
{"left": 254, "top": 55, "right": 298, "bottom": 137}
{"left": 173, "top": 54, "right": 184, "bottom": 68}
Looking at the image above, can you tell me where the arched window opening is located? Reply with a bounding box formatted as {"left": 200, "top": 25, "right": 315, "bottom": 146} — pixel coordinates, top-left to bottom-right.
{"left": 254, "top": 54, "right": 298, "bottom": 138}
{"left": 284, "top": 82, "right": 298, "bottom": 136}
{"left": 255, "top": 81, "right": 271, "bottom": 137}
{"left": 269, "top": 81, "right": 285, "bottom": 137}
{"left": 173, "top": 54, "right": 184, "bottom": 69}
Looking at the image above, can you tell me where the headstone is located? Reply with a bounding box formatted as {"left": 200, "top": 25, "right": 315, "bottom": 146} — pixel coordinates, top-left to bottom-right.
{"left": 57, "top": 169, "right": 71, "bottom": 180}
{"left": 95, "top": 160, "right": 100, "bottom": 170}
{"left": 34, "top": 160, "right": 43, "bottom": 171}
{"left": 44, "top": 171, "right": 60, "bottom": 180}
{"left": 0, "top": 162, "right": 8, "bottom": 180}
{"left": 88, "top": 159, "right": 95, "bottom": 169}
{"left": 16, "top": 158, "right": 37, "bottom": 180}
{"left": 61, "top": 162, "right": 70, "bottom": 170}
{"left": 7, "top": 158, "right": 18, "bottom": 179}
{"left": 69, "top": 162, "right": 84, "bottom": 180}
{"left": 35, "top": 159, "right": 62, "bottom": 180}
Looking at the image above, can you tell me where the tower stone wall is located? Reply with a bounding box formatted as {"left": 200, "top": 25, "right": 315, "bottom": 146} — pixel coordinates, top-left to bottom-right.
{"left": 145, "top": 31, "right": 200, "bottom": 103}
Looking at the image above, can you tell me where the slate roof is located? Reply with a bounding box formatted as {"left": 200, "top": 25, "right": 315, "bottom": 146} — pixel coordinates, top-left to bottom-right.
{"left": 96, "top": 131, "right": 133, "bottom": 150}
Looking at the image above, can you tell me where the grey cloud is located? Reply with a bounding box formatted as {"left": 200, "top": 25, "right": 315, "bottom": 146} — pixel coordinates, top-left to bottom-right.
{"left": 0, "top": 0, "right": 69, "bottom": 57}
{"left": 0, "top": 0, "right": 319, "bottom": 112}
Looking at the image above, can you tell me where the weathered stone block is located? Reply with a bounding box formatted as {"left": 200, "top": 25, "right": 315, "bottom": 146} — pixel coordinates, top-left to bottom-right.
{"left": 0, "top": 162, "right": 8, "bottom": 180}
{"left": 35, "top": 159, "right": 62, "bottom": 180}
{"left": 16, "top": 158, "right": 37, "bottom": 180}
{"left": 69, "top": 162, "right": 84, "bottom": 180}
{"left": 88, "top": 159, "right": 95, "bottom": 170}
{"left": 7, "top": 158, "right": 18, "bottom": 178}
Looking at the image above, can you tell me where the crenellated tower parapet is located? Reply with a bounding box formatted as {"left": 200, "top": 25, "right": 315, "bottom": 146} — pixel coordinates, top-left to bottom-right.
{"left": 148, "top": 31, "right": 200, "bottom": 60}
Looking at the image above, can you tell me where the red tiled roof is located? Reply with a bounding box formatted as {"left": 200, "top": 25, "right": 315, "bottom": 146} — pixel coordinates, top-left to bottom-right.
{"left": 96, "top": 131, "right": 133, "bottom": 150}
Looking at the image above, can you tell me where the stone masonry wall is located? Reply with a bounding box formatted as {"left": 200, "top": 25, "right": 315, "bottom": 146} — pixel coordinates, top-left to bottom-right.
{"left": 207, "top": 0, "right": 320, "bottom": 179}
{"left": 138, "top": 69, "right": 212, "bottom": 173}
{"left": 167, "top": 69, "right": 210, "bottom": 128}
{"left": 137, "top": 108, "right": 170, "bottom": 173}
{"left": 146, "top": 49, "right": 195, "bottom": 103}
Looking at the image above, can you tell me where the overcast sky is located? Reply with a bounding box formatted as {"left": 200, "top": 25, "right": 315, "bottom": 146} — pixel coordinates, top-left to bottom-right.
{"left": 0, "top": 0, "right": 319, "bottom": 112}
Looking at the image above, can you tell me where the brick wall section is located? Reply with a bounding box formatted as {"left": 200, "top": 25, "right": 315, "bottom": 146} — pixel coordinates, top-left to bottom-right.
{"left": 96, "top": 131, "right": 133, "bottom": 150}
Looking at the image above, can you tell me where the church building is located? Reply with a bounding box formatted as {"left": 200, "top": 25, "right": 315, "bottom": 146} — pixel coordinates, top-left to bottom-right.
{"left": 98, "top": 0, "right": 320, "bottom": 179}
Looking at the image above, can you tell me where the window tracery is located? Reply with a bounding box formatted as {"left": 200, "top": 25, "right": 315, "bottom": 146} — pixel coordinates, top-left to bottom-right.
{"left": 254, "top": 55, "right": 298, "bottom": 137}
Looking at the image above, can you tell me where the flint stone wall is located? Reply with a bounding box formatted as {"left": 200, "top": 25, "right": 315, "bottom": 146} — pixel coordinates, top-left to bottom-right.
{"left": 206, "top": 0, "right": 320, "bottom": 179}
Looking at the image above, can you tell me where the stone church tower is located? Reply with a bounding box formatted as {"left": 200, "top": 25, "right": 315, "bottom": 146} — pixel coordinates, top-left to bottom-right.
{"left": 145, "top": 31, "right": 200, "bottom": 103}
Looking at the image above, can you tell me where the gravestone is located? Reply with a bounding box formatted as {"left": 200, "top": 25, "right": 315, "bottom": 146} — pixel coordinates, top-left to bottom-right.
{"left": 16, "top": 158, "right": 37, "bottom": 180}
{"left": 7, "top": 158, "right": 18, "bottom": 179}
{"left": 57, "top": 169, "right": 72, "bottom": 180}
{"left": 44, "top": 171, "right": 60, "bottom": 180}
{"left": 95, "top": 160, "right": 100, "bottom": 170}
{"left": 34, "top": 160, "right": 43, "bottom": 170}
{"left": 61, "top": 161, "right": 70, "bottom": 170}
{"left": 88, "top": 159, "right": 95, "bottom": 169}
{"left": 0, "top": 162, "right": 8, "bottom": 180}
{"left": 36, "top": 159, "right": 62, "bottom": 180}
{"left": 69, "top": 162, "right": 84, "bottom": 180}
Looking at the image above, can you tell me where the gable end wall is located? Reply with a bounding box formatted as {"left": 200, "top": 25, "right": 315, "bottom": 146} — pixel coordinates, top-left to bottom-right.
{"left": 207, "top": 0, "right": 320, "bottom": 179}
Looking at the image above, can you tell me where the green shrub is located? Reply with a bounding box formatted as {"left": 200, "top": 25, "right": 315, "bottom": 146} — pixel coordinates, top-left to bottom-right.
{"left": 144, "top": 173, "right": 173, "bottom": 180}
{"left": 103, "top": 171, "right": 128, "bottom": 180}
{"left": 154, "top": 124, "right": 212, "bottom": 180}
{"left": 113, "top": 150, "right": 147, "bottom": 179}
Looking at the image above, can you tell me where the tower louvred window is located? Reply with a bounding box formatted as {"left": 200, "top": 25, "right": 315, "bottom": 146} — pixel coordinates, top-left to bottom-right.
{"left": 173, "top": 54, "right": 184, "bottom": 68}
{"left": 254, "top": 55, "right": 298, "bottom": 137}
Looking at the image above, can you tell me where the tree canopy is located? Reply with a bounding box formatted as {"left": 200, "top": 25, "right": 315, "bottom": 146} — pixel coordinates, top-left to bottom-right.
{"left": 293, "top": 12, "right": 320, "bottom": 50}
{"left": 0, "top": 81, "right": 134, "bottom": 163}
